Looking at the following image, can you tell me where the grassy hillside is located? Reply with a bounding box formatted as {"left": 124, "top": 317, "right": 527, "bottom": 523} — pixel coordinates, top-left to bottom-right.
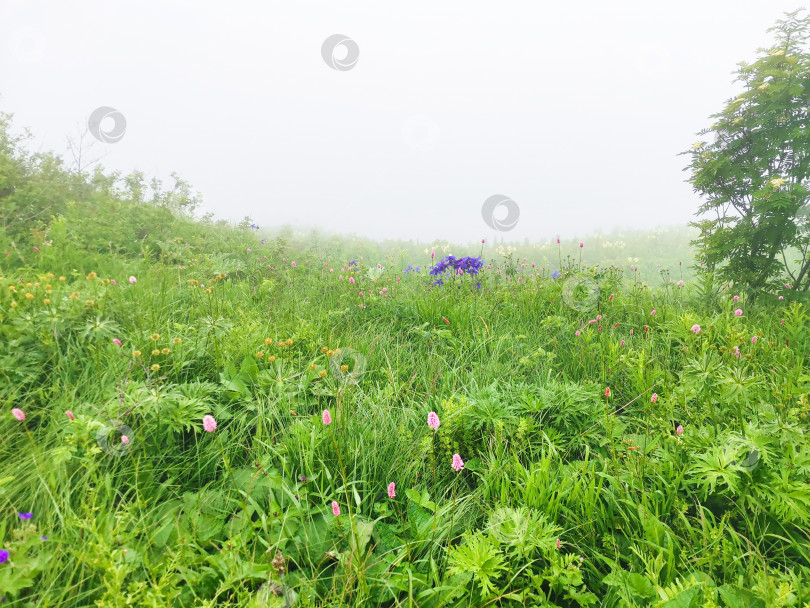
{"left": 1, "top": 115, "right": 809, "bottom": 607}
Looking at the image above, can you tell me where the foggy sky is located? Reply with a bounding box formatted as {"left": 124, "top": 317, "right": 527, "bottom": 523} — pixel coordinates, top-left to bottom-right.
{"left": 1, "top": 0, "right": 803, "bottom": 243}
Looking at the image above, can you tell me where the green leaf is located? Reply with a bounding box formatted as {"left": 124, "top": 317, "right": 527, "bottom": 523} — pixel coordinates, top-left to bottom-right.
{"left": 718, "top": 585, "right": 766, "bottom": 608}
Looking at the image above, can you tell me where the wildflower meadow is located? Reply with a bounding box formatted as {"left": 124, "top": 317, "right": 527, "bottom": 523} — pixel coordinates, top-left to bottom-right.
{"left": 2, "top": 9, "right": 810, "bottom": 606}
{"left": 1, "top": 111, "right": 809, "bottom": 607}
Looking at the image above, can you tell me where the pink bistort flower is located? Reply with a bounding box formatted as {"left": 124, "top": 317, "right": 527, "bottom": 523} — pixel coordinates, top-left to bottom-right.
{"left": 451, "top": 453, "right": 464, "bottom": 472}
{"left": 387, "top": 482, "right": 396, "bottom": 498}
{"left": 332, "top": 501, "right": 340, "bottom": 516}
{"left": 11, "top": 408, "right": 25, "bottom": 421}
{"left": 322, "top": 409, "right": 332, "bottom": 426}
{"left": 202, "top": 415, "right": 217, "bottom": 433}
{"left": 427, "top": 411, "right": 440, "bottom": 430}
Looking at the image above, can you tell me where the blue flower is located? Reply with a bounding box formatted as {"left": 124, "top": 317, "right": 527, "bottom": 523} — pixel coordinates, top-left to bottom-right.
{"left": 18, "top": 512, "right": 32, "bottom": 520}
{"left": 552, "top": 270, "right": 560, "bottom": 279}
{"left": 0, "top": 550, "right": 8, "bottom": 564}
{"left": 349, "top": 260, "right": 358, "bottom": 267}
{"left": 429, "top": 255, "right": 485, "bottom": 280}
{"left": 260, "top": 238, "right": 266, "bottom": 244}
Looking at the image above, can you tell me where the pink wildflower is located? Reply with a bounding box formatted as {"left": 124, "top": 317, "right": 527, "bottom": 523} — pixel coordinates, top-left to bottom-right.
{"left": 332, "top": 501, "right": 340, "bottom": 516}
{"left": 387, "top": 482, "right": 396, "bottom": 498}
{"left": 451, "top": 453, "right": 464, "bottom": 472}
{"left": 677, "top": 280, "right": 684, "bottom": 287}
{"left": 676, "top": 425, "right": 683, "bottom": 436}
{"left": 349, "top": 277, "right": 355, "bottom": 284}
{"left": 129, "top": 276, "right": 137, "bottom": 284}
{"left": 651, "top": 393, "right": 658, "bottom": 404}
{"left": 751, "top": 336, "right": 757, "bottom": 344}
{"left": 734, "top": 309, "right": 743, "bottom": 317}
{"left": 202, "top": 415, "right": 217, "bottom": 433}
{"left": 112, "top": 338, "right": 122, "bottom": 346}
{"left": 427, "top": 411, "right": 440, "bottom": 430}
{"left": 120, "top": 435, "right": 130, "bottom": 445}
{"left": 65, "top": 410, "right": 75, "bottom": 421}
{"left": 691, "top": 324, "right": 701, "bottom": 334}
{"left": 11, "top": 408, "right": 25, "bottom": 421}
{"left": 322, "top": 409, "right": 332, "bottom": 425}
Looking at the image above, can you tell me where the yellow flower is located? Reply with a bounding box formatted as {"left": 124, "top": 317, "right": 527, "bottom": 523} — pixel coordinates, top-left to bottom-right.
{"left": 151, "top": 349, "right": 161, "bottom": 356}
{"left": 59, "top": 276, "right": 66, "bottom": 282}
{"left": 285, "top": 339, "right": 293, "bottom": 346}
{"left": 69, "top": 291, "right": 80, "bottom": 299}
{"left": 320, "top": 346, "right": 328, "bottom": 354}
{"left": 333, "top": 348, "right": 341, "bottom": 355}
{"left": 150, "top": 364, "right": 160, "bottom": 371}
{"left": 8, "top": 285, "right": 16, "bottom": 292}
{"left": 172, "top": 337, "right": 182, "bottom": 344}
{"left": 25, "top": 292, "right": 34, "bottom": 300}
{"left": 326, "top": 349, "right": 334, "bottom": 358}
{"left": 267, "top": 355, "right": 276, "bottom": 362}
{"left": 204, "top": 287, "right": 213, "bottom": 295}
{"left": 86, "top": 272, "right": 97, "bottom": 280}
{"left": 43, "top": 298, "right": 51, "bottom": 305}
{"left": 770, "top": 177, "right": 786, "bottom": 188}
{"left": 10, "top": 301, "right": 17, "bottom": 308}
{"left": 265, "top": 338, "right": 273, "bottom": 345}
{"left": 46, "top": 272, "right": 54, "bottom": 279}
{"left": 25, "top": 282, "right": 32, "bottom": 287}
{"left": 256, "top": 351, "right": 265, "bottom": 358}
{"left": 161, "top": 348, "right": 171, "bottom": 355}
{"left": 691, "top": 142, "right": 704, "bottom": 150}
{"left": 318, "top": 370, "right": 327, "bottom": 378}
{"left": 188, "top": 279, "right": 199, "bottom": 286}
{"left": 340, "top": 364, "right": 349, "bottom": 372}
{"left": 85, "top": 300, "right": 94, "bottom": 307}
{"left": 309, "top": 363, "right": 317, "bottom": 371}
{"left": 150, "top": 333, "right": 160, "bottom": 341}
{"left": 132, "top": 350, "right": 142, "bottom": 357}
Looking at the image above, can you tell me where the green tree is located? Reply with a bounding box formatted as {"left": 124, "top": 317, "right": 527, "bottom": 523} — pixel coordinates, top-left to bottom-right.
{"left": 684, "top": 10, "right": 810, "bottom": 297}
